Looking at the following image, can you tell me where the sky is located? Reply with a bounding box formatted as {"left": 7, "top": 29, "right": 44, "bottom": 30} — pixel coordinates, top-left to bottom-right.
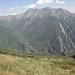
{"left": 0, "top": 0, "right": 75, "bottom": 16}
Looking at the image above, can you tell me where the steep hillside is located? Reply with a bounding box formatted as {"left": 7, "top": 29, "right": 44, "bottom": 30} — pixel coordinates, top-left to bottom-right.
{"left": 0, "top": 26, "right": 34, "bottom": 52}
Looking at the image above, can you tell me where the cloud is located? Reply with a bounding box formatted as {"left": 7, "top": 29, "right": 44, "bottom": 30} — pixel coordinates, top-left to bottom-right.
{"left": 21, "top": 4, "right": 36, "bottom": 9}
{"left": 21, "top": 5, "right": 28, "bottom": 9}
{"left": 21, "top": 0, "right": 54, "bottom": 9}
{"left": 8, "top": 7, "right": 14, "bottom": 11}
{"left": 6, "top": 12, "right": 18, "bottom": 16}
{"left": 28, "top": 4, "right": 36, "bottom": 8}
{"left": 36, "top": 0, "right": 54, "bottom": 5}
{"left": 8, "top": 7, "right": 19, "bottom": 15}
{"left": 21, "top": 0, "right": 65, "bottom": 10}
{"left": 56, "top": 0, "right": 65, "bottom": 4}
{"left": 10, "top": 13, "right": 17, "bottom": 15}
{"left": 17, "top": 6, "right": 20, "bottom": 9}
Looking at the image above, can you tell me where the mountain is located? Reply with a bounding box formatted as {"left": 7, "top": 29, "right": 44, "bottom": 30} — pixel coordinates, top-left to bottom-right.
{"left": 0, "top": 7, "right": 75, "bottom": 55}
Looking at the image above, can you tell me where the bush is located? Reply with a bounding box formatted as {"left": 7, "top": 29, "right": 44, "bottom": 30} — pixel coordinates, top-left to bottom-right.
{"left": 72, "top": 55, "right": 75, "bottom": 59}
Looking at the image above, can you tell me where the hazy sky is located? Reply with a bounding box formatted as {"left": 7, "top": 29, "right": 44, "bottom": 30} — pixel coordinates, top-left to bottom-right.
{"left": 0, "top": 0, "right": 75, "bottom": 15}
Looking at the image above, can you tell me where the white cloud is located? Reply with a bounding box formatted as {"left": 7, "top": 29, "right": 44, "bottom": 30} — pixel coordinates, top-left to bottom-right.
{"left": 56, "top": 0, "right": 65, "bottom": 4}
{"left": 36, "top": 0, "right": 54, "bottom": 5}
{"left": 13, "top": 13, "right": 17, "bottom": 15}
{"left": 28, "top": 4, "right": 36, "bottom": 8}
{"left": 21, "top": 0, "right": 54, "bottom": 9}
{"left": 11, "top": 13, "right": 17, "bottom": 15}
{"left": 8, "top": 7, "right": 18, "bottom": 15}
{"left": 21, "top": 5, "right": 28, "bottom": 9}
{"left": 8, "top": 13, "right": 18, "bottom": 15}
{"left": 21, "top": 4, "right": 36, "bottom": 9}
{"left": 17, "top": 6, "right": 20, "bottom": 9}
{"left": 36, "top": 0, "right": 44, "bottom": 5}
{"left": 8, "top": 7, "right": 14, "bottom": 11}
{"left": 21, "top": 0, "right": 65, "bottom": 10}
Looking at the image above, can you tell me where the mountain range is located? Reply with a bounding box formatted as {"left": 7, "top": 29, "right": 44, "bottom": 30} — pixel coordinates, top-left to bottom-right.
{"left": 0, "top": 7, "right": 75, "bottom": 55}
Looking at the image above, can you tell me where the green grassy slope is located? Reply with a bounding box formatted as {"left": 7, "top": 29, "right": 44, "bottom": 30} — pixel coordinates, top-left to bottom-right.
{"left": 0, "top": 49, "right": 75, "bottom": 75}
{"left": 0, "top": 26, "right": 34, "bottom": 52}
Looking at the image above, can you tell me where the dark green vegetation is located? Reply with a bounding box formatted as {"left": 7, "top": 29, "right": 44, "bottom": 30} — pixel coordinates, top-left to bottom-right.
{"left": 0, "top": 49, "right": 75, "bottom": 75}
{"left": 72, "top": 55, "right": 75, "bottom": 59}
{"left": 0, "top": 7, "right": 75, "bottom": 55}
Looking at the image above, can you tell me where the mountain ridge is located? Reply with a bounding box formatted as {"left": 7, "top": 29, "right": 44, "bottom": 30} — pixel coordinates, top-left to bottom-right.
{"left": 0, "top": 7, "right": 75, "bottom": 55}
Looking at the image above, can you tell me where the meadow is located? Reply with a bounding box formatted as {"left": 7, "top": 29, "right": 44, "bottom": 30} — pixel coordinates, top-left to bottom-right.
{"left": 0, "top": 49, "right": 75, "bottom": 75}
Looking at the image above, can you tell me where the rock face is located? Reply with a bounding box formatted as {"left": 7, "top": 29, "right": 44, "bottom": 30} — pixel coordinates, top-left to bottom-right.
{"left": 0, "top": 7, "right": 75, "bottom": 55}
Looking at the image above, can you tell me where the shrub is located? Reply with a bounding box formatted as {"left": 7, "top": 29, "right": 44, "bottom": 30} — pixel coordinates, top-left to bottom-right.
{"left": 72, "top": 55, "right": 75, "bottom": 59}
